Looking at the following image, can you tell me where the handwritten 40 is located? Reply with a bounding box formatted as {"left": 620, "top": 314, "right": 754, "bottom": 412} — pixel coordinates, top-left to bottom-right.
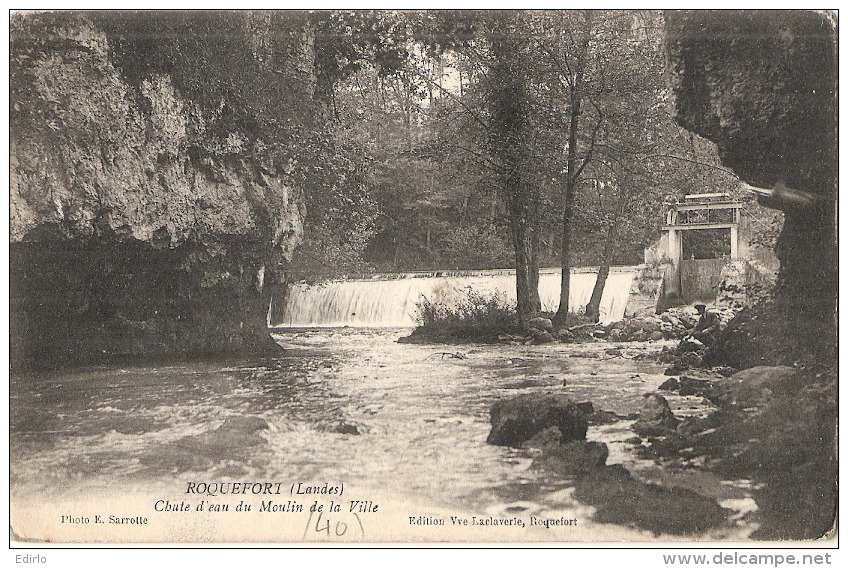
{"left": 302, "top": 510, "right": 365, "bottom": 540}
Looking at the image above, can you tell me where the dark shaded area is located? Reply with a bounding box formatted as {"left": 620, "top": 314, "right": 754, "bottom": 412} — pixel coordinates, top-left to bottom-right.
{"left": 641, "top": 368, "right": 837, "bottom": 540}
{"left": 10, "top": 238, "right": 278, "bottom": 370}
{"left": 521, "top": 420, "right": 731, "bottom": 535}
{"left": 681, "top": 229, "right": 730, "bottom": 260}
{"left": 9, "top": 12, "right": 315, "bottom": 370}
{"left": 666, "top": 10, "right": 837, "bottom": 367}
{"left": 664, "top": 10, "right": 837, "bottom": 539}
{"left": 666, "top": 11, "right": 836, "bottom": 197}
{"left": 573, "top": 465, "right": 729, "bottom": 536}
{"left": 489, "top": 391, "right": 733, "bottom": 536}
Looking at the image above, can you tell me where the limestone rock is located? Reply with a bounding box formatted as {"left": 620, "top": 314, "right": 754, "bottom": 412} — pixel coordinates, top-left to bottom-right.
{"left": 665, "top": 10, "right": 836, "bottom": 361}
{"left": 528, "top": 328, "right": 556, "bottom": 344}
{"left": 317, "top": 420, "right": 361, "bottom": 435}
{"left": 556, "top": 328, "right": 575, "bottom": 341}
{"left": 185, "top": 415, "right": 270, "bottom": 453}
{"left": 9, "top": 12, "right": 315, "bottom": 369}
{"left": 678, "top": 376, "right": 713, "bottom": 396}
{"left": 532, "top": 440, "right": 609, "bottom": 476}
{"left": 681, "top": 351, "right": 702, "bottom": 368}
{"left": 705, "top": 366, "right": 798, "bottom": 409}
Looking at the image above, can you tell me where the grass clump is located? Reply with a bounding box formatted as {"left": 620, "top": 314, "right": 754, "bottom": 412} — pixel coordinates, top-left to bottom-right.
{"left": 403, "top": 287, "right": 521, "bottom": 343}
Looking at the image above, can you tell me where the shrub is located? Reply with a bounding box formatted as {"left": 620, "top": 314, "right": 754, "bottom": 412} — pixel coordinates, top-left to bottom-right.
{"left": 411, "top": 287, "right": 520, "bottom": 340}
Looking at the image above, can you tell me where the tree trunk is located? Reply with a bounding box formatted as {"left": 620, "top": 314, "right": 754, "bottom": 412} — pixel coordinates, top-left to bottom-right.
{"left": 510, "top": 211, "right": 541, "bottom": 321}
{"left": 553, "top": 184, "right": 577, "bottom": 328}
{"left": 552, "top": 12, "right": 593, "bottom": 329}
{"left": 488, "top": 14, "right": 541, "bottom": 325}
{"left": 585, "top": 222, "right": 617, "bottom": 322}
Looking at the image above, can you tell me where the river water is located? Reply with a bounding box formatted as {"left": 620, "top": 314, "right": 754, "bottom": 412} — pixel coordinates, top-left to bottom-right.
{"left": 10, "top": 329, "right": 756, "bottom": 542}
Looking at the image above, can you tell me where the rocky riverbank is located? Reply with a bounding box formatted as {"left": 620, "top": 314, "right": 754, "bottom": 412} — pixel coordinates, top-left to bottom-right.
{"left": 486, "top": 354, "right": 837, "bottom": 539}
{"left": 485, "top": 392, "right": 731, "bottom": 536}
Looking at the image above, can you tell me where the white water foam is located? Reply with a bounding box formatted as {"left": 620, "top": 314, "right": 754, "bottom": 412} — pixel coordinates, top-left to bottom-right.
{"left": 276, "top": 268, "right": 635, "bottom": 328}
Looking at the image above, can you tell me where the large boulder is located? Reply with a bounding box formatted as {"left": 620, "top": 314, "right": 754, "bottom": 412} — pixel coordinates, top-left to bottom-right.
{"left": 574, "top": 465, "right": 730, "bottom": 535}
{"left": 532, "top": 440, "right": 609, "bottom": 477}
{"left": 527, "top": 317, "right": 554, "bottom": 333}
{"left": 487, "top": 393, "right": 588, "bottom": 447}
{"left": 678, "top": 376, "right": 713, "bottom": 396}
{"left": 633, "top": 394, "right": 679, "bottom": 437}
{"left": 528, "top": 328, "right": 556, "bottom": 344}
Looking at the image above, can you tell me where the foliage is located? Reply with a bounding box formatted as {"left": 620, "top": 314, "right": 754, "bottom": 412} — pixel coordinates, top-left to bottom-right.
{"left": 298, "top": 9, "right": 748, "bottom": 291}
{"left": 23, "top": 10, "right": 755, "bottom": 286}
{"left": 412, "top": 287, "right": 520, "bottom": 339}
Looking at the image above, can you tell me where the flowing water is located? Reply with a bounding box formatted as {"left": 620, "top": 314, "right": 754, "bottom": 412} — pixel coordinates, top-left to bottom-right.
{"left": 10, "top": 328, "right": 756, "bottom": 542}
{"left": 277, "top": 268, "right": 635, "bottom": 327}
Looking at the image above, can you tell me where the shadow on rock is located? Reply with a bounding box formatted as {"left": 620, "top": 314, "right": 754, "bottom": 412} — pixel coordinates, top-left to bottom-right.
{"left": 632, "top": 393, "right": 679, "bottom": 437}
{"left": 573, "top": 465, "right": 729, "bottom": 536}
{"left": 486, "top": 393, "right": 587, "bottom": 447}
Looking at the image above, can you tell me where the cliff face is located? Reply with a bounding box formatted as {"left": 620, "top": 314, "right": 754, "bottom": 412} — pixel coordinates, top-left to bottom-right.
{"left": 664, "top": 10, "right": 837, "bottom": 365}
{"left": 664, "top": 11, "right": 837, "bottom": 539}
{"left": 10, "top": 12, "right": 314, "bottom": 369}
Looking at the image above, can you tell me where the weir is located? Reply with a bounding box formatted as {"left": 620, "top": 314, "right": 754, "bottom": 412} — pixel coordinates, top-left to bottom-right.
{"left": 273, "top": 267, "right": 636, "bottom": 328}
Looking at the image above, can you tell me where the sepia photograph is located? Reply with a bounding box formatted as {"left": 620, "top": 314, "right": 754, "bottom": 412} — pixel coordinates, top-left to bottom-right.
{"left": 7, "top": 8, "right": 838, "bottom": 545}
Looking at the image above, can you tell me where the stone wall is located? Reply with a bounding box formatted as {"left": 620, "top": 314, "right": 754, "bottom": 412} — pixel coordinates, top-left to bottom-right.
{"left": 624, "top": 263, "right": 667, "bottom": 317}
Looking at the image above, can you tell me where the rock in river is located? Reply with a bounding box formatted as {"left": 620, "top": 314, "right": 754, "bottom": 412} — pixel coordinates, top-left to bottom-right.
{"left": 678, "top": 376, "right": 713, "bottom": 396}
{"left": 487, "top": 393, "right": 588, "bottom": 447}
{"left": 704, "top": 366, "right": 798, "bottom": 409}
{"left": 532, "top": 440, "right": 609, "bottom": 477}
{"left": 633, "top": 394, "right": 679, "bottom": 437}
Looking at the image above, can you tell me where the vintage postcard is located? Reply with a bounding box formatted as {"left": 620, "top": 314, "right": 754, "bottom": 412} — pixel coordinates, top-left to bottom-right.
{"left": 8, "top": 9, "right": 838, "bottom": 545}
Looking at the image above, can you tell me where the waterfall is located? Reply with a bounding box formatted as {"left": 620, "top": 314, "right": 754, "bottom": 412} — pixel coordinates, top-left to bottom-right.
{"left": 274, "top": 268, "right": 636, "bottom": 328}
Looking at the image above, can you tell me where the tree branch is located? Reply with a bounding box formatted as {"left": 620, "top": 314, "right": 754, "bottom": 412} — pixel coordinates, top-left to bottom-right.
{"left": 446, "top": 143, "right": 505, "bottom": 173}
{"left": 533, "top": 37, "right": 573, "bottom": 89}
{"left": 406, "top": 65, "right": 490, "bottom": 132}
{"left": 572, "top": 98, "right": 604, "bottom": 183}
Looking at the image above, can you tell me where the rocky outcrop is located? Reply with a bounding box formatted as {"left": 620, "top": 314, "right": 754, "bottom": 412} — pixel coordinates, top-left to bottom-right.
{"left": 531, "top": 439, "right": 609, "bottom": 477}
{"left": 664, "top": 15, "right": 836, "bottom": 537}
{"left": 511, "top": 394, "right": 731, "bottom": 535}
{"left": 573, "top": 465, "right": 730, "bottom": 536}
{"left": 665, "top": 11, "right": 837, "bottom": 368}
{"left": 486, "top": 393, "right": 588, "bottom": 447}
{"left": 703, "top": 366, "right": 800, "bottom": 409}
{"left": 10, "top": 13, "right": 316, "bottom": 369}
{"left": 642, "top": 365, "right": 836, "bottom": 539}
